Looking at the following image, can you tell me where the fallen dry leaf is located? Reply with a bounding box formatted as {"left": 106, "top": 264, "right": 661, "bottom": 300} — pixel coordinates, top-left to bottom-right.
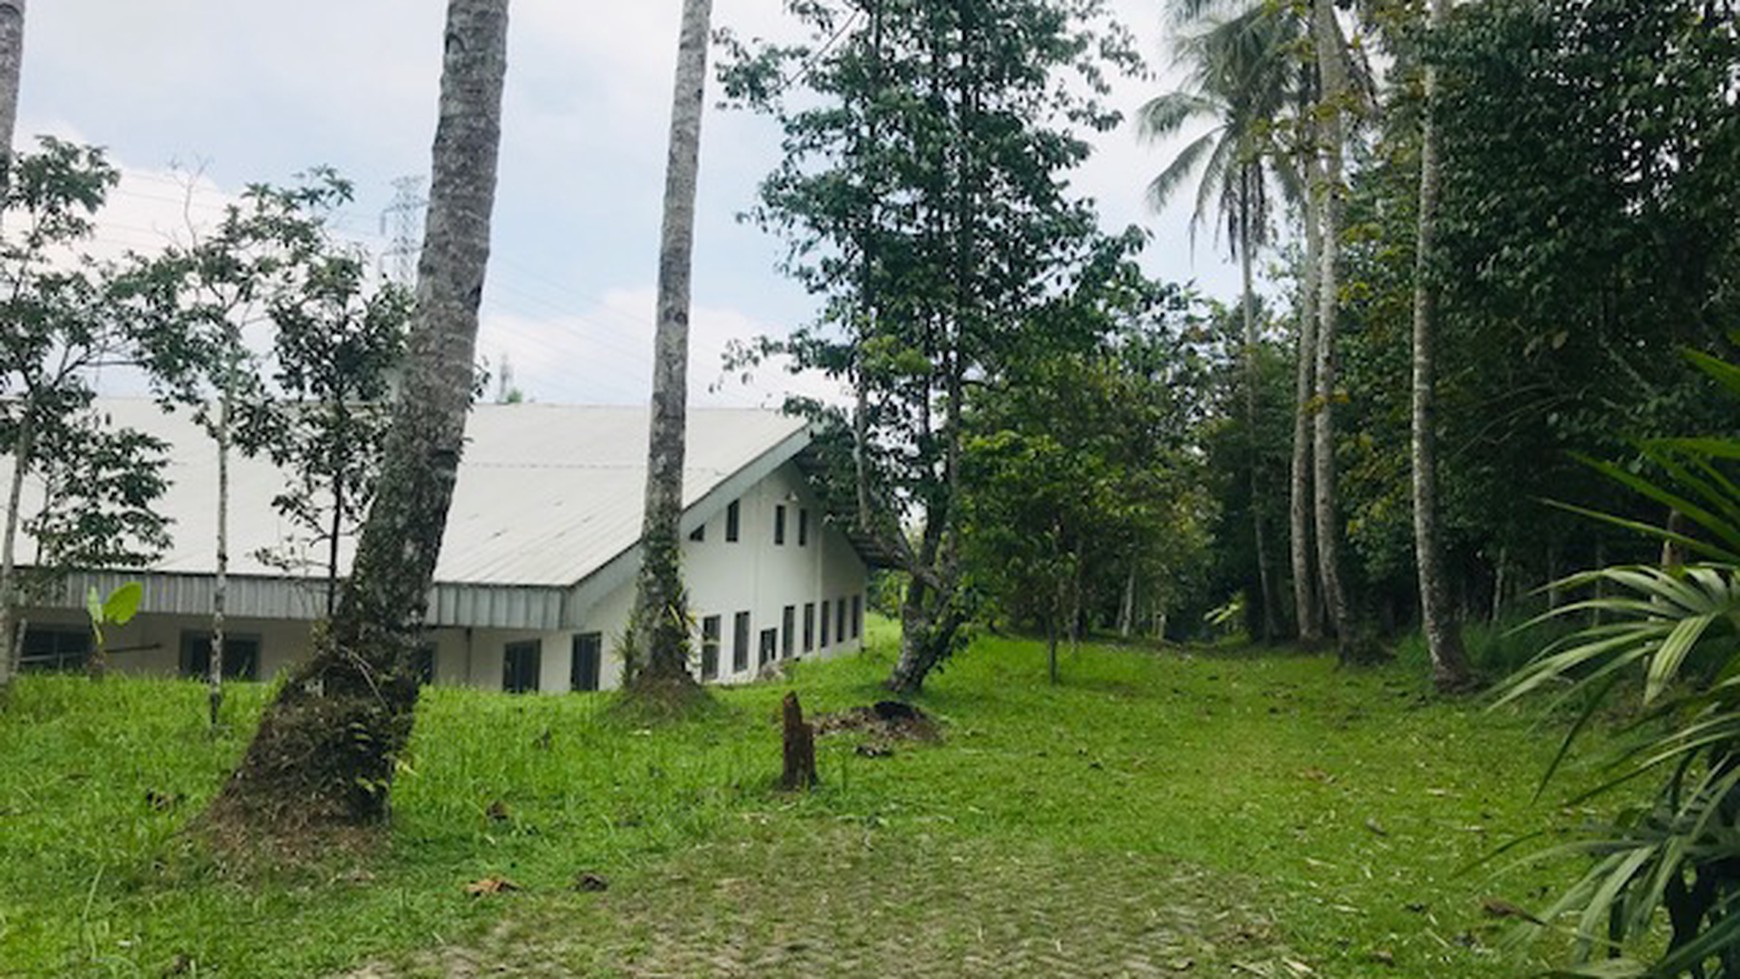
{"left": 464, "top": 875, "right": 520, "bottom": 897}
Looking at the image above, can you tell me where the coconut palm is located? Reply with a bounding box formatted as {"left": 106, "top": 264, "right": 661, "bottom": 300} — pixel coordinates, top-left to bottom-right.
{"left": 626, "top": 0, "right": 713, "bottom": 703}
{"left": 210, "top": 0, "right": 511, "bottom": 831}
{"left": 1138, "top": 4, "right": 1303, "bottom": 640}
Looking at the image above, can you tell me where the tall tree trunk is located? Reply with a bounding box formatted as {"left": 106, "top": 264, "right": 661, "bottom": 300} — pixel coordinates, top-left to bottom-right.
{"left": 627, "top": 0, "right": 712, "bottom": 693}
{"left": 0, "top": 0, "right": 22, "bottom": 177}
{"left": 0, "top": 0, "right": 26, "bottom": 691}
{"left": 0, "top": 412, "right": 34, "bottom": 687}
{"left": 1410, "top": 0, "right": 1474, "bottom": 693}
{"left": 1290, "top": 147, "right": 1322, "bottom": 645}
{"left": 208, "top": 0, "right": 509, "bottom": 832}
{"left": 209, "top": 385, "right": 230, "bottom": 724}
{"left": 1118, "top": 566, "right": 1135, "bottom": 638}
{"left": 1310, "top": 0, "right": 1354, "bottom": 660}
{"left": 1240, "top": 181, "right": 1279, "bottom": 642}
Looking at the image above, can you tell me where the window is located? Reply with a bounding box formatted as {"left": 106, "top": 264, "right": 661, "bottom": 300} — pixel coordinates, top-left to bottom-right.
{"left": 781, "top": 606, "right": 795, "bottom": 659}
{"left": 571, "top": 633, "right": 602, "bottom": 692}
{"left": 852, "top": 595, "right": 864, "bottom": 639}
{"left": 180, "top": 632, "right": 261, "bottom": 681}
{"left": 798, "top": 508, "right": 809, "bottom": 547}
{"left": 725, "top": 500, "right": 740, "bottom": 542}
{"left": 503, "top": 639, "right": 541, "bottom": 693}
{"left": 803, "top": 602, "right": 815, "bottom": 653}
{"left": 837, "top": 599, "right": 848, "bottom": 645}
{"left": 20, "top": 627, "right": 90, "bottom": 673}
{"left": 774, "top": 505, "right": 787, "bottom": 545}
{"left": 688, "top": 523, "right": 705, "bottom": 542}
{"left": 759, "top": 628, "right": 777, "bottom": 667}
{"left": 732, "top": 611, "right": 750, "bottom": 673}
{"left": 700, "top": 615, "right": 721, "bottom": 680}
{"left": 412, "top": 643, "right": 437, "bottom": 686}
{"left": 820, "top": 600, "right": 831, "bottom": 648}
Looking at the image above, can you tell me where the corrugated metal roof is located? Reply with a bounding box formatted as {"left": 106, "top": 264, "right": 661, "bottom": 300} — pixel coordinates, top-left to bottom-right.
{"left": 3, "top": 399, "right": 809, "bottom": 590}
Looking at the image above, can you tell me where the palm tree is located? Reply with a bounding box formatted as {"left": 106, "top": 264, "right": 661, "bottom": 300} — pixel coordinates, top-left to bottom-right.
{"left": 1308, "top": 0, "right": 1356, "bottom": 661}
{"left": 1410, "top": 0, "right": 1475, "bottom": 691}
{"left": 1138, "top": 5, "right": 1301, "bottom": 641}
{"left": 626, "top": 0, "right": 713, "bottom": 704}
{"left": 210, "top": 0, "right": 510, "bottom": 832}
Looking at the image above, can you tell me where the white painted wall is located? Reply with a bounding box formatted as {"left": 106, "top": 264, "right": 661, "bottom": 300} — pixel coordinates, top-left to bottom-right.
{"left": 19, "top": 461, "right": 871, "bottom": 694}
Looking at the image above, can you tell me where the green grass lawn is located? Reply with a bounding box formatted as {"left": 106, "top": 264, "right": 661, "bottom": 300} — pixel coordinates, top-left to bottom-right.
{"left": 0, "top": 622, "right": 1609, "bottom": 977}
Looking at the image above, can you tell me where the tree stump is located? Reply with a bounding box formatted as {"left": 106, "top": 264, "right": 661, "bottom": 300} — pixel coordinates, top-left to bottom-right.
{"left": 781, "top": 691, "right": 818, "bottom": 790}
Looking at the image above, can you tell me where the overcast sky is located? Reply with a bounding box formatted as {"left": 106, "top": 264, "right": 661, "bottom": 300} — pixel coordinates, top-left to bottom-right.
{"left": 20, "top": 0, "right": 1240, "bottom": 408}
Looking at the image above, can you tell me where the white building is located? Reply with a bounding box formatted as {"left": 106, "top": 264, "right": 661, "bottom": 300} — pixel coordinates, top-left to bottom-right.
{"left": 9, "top": 400, "right": 875, "bottom": 692}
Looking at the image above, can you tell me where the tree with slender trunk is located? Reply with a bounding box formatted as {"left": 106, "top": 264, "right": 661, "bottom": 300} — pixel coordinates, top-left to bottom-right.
{"left": 625, "top": 0, "right": 712, "bottom": 704}
{"left": 0, "top": 0, "right": 26, "bottom": 686}
{"left": 1288, "top": 117, "right": 1322, "bottom": 645}
{"left": 1137, "top": 6, "right": 1298, "bottom": 642}
{"left": 207, "top": 0, "right": 508, "bottom": 833}
{"left": 1410, "top": 0, "right": 1474, "bottom": 691}
{"left": 1309, "top": 0, "right": 1354, "bottom": 660}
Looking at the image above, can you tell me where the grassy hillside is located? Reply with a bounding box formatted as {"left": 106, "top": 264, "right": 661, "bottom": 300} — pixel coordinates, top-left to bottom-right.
{"left": 0, "top": 624, "right": 1601, "bottom": 976}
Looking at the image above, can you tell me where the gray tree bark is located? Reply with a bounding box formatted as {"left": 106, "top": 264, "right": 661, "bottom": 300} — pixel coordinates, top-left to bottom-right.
{"left": 0, "top": 414, "right": 33, "bottom": 686}
{"left": 209, "top": 383, "right": 230, "bottom": 723}
{"left": 0, "top": 0, "right": 27, "bottom": 690}
{"left": 1290, "top": 145, "right": 1322, "bottom": 645}
{"left": 1410, "top": 0, "right": 1474, "bottom": 693}
{"left": 209, "top": 0, "right": 508, "bottom": 831}
{"left": 1310, "top": 0, "right": 1354, "bottom": 660}
{"left": 627, "top": 0, "right": 712, "bottom": 693}
{"left": 0, "top": 0, "right": 23, "bottom": 172}
{"left": 1239, "top": 175, "right": 1279, "bottom": 642}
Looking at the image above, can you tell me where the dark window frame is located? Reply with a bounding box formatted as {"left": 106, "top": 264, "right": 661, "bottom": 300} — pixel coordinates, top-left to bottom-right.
{"left": 803, "top": 602, "right": 815, "bottom": 653}
{"left": 571, "top": 632, "right": 603, "bottom": 692}
{"left": 781, "top": 605, "right": 795, "bottom": 659}
{"left": 798, "top": 508, "right": 809, "bottom": 547}
{"left": 180, "top": 630, "right": 261, "bottom": 681}
{"left": 852, "top": 595, "right": 864, "bottom": 639}
{"left": 20, "top": 626, "right": 92, "bottom": 673}
{"left": 758, "top": 627, "right": 777, "bottom": 667}
{"left": 820, "top": 599, "right": 831, "bottom": 648}
{"left": 503, "top": 639, "right": 542, "bottom": 694}
{"left": 837, "top": 599, "right": 848, "bottom": 646}
{"left": 732, "top": 611, "right": 750, "bottom": 673}
{"left": 725, "top": 501, "right": 741, "bottom": 542}
{"left": 700, "top": 614, "right": 721, "bottom": 680}
{"left": 688, "top": 523, "right": 705, "bottom": 542}
{"left": 774, "top": 504, "right": 786, "bottom": 545}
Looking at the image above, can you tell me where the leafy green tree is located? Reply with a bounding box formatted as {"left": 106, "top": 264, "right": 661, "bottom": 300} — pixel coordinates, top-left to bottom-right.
{"left": 140, "top": 173, "right": 340, "bottom": 725}
{"left": 721, "top": 0, "right": 1141, "bottom": 695}
{"left": 962, "top": 281, "right": 1205, "bottom": 676}
{"left": 262, "top": 223, "right": 411, "bottom": 617}
{"left": 209, "top": 0, "right": 509, "bottom": 833}
{"left": 0, "top": 139, "right": 172, "bottom": 688}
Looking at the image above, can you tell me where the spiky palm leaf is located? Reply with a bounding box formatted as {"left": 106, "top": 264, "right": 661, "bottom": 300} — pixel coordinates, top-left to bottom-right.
{"left": 1495, "top": 352, "right": 1740, "bottom": 976}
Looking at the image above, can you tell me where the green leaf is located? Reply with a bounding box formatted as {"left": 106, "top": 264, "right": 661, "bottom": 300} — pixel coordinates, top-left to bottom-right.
{"left": 102, "top": 582, "right": 143, "bottom": 626}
